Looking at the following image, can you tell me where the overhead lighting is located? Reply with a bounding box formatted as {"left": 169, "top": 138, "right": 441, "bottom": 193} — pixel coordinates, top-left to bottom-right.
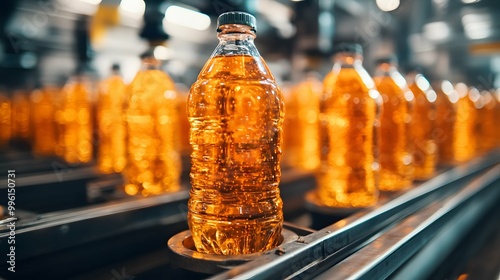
{"left": 423, "top": 21, "right": 450, "bottom": 42}
{"left": 120, "top": 0, "right": 145, "bottom": 17}
{"left": 461, "top": 0, "right": 480, "bottom": 3}
{"left": 153, "top": 46, "right": 171, "bottom": 60}
{"left": 81, "top": 0, "right": 102, "bottom": 5}
{"left": 376, "top": 0, "right": 400, "bottom": 12}
{"left": 462, "top": 14, "right": 492, "bottom": 40}
{"left": 164, "top": 5, "right": 211, "bottom": 31}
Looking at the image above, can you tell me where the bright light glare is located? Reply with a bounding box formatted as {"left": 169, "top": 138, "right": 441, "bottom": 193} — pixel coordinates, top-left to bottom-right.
{"left": 441, "top": 81, "right": 454, "bottom": 95}
{"left": 461, "top": 0, "right": 480, "bottom": 3}
{"left": 164, "top": 5, "right": 211, "bottom": 31}
{"left": 462, "top": 14, "right": 492, "bottom": 40}
{"left": 81, "top": 0, "right": 102, "bottom": 5}
{"left": 423, "top": 21, "right": 450, "bottom": 42}
{"left": 120, "top": 0, "right": 145, "bottom": 16}
{"left": 416, "top": 74, "right": 431, "bottom": 91}
{"left": 376, "top": 0, "right": 400, "bottom": 12}
{"left": 153, "top": 46, "right": 171, "bottom": 60}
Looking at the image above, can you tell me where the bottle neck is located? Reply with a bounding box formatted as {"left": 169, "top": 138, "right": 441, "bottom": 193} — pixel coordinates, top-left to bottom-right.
{"left": 375, "top": 63, "right": 397, "bottom": 76}
{"left": 333, "top": 53, "right": 363, "bottom": 68}
{"left": 213, "top": 24, "right": 259, "bottom": 57}
{"left": 141, "top": 56, "right": 161, "bottom": 71}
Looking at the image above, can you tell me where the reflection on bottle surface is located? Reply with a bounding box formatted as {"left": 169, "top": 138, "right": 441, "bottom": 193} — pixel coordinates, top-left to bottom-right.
{"left": 123, "top": 57, "right": 181, "bottom": 196}
{"left": 97, "top": 66, "right": 126, "bottom": 174}
{"left": 374, "top": 60, "right": 413, "bottom": 191}
{"left": 31, "top": 86, "right": 58, "bottom": 156}
{"left": 316, "top": 46, "right": 381, "bottom": 208}
{"left": 188, "top": 13, "right": 284, "bottom": 255}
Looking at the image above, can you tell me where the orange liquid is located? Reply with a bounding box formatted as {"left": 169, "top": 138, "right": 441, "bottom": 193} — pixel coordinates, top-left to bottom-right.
{"left": 31, "top": 86, "right": 58, "bottom": 156}
{"left": 407, "top": 77, "right": 437, "bottom": 180}
{"left": 285, "top": 77, "right": 321, "bottom": 171}
{"left": 57, "top": 79, "right": 93, "bottom": 163}
{"left": 187, "top": 55, "right": 284, "bottom": 255}
{"left": 452, "top": 84, "right": 476, "bottom": 163}
{"left": 96, "top": 75, "right": 126, "bottom": 173}
{"left": 0, "top": 93, "right": 11, "bottom": 147}
{"left": 317, "top": 67, "right": 380, "bottom": 207}
{"left": 11, "top": 91, "right": 31, "bottom": 141}
{"left": 123, "top": 68, "right": 181, "bottom": 196}
{"left": 176, "top": 89, "right": 191, "bottom": 155}
{"left": 374, "top": 75, "right": 413, "bottom": 191}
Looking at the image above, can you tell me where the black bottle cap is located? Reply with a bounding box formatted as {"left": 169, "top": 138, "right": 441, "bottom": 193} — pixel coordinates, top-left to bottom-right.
{"left": 332, "top": 43, "right": 363, "bottom": 56}
{"left": 375, "top": 55, "right": 398, "bottom": 65}
{"left": 217, "top": 11, "right": 257, "bottom": 32}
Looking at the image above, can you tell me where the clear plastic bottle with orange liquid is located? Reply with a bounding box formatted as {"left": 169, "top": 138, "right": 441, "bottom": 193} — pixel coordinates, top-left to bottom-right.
{"left": 373, "top": 56, "right": 414, "bottom": 191}
{"left": 31, "top": 85, "right": 58, "bottom": 156}
{"left": 57, "top": 70, "right": 94, "bottom": 164}
{"left": 406, "top": 70, "right": 437, "bottom": 180}
{"left": 187, "top": 12, "right": 284, "bottom": 255}
{"left": 123, "top": 51, "right": 181, "bottom": 196}
{"left": 434, "top": 80, "right": 457, "bottom": 164}
{"left": 474, "top": 90, "right": 496, "bottom": 153}
{"left": 452, "top": 83, "right": 477, "bottom": 163}
{"left": 0, "top": 91, "right": 11, "bottom": 148}
{"left": 286, "top": 54, "right": 322, "bottom": 171}
{"left": 11, "top": 90, "right": 31, "bottom": 143}
{"left": 96, "top": 64, "right": 126, "bottom": 174}
{"left": 313, "top": 43, "right": 381, "bottom": 208}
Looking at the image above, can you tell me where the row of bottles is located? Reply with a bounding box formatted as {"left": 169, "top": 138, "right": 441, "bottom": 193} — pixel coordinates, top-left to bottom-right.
{"left": 1, "top": 11, "right": 499, "bottom": 258}
{"left": 0, "top": 54, "right": 182, "bottom": 198}
{"left": 284, "top": 46, "right": 500, "bottom": 208}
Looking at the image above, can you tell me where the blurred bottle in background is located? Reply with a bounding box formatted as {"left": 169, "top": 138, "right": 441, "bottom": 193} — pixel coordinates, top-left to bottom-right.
{"left": 0, "top": 91, "right": 11, "bottom": 148}
{"left": 31, "top": 85, "right": 59, "bottom": 156}
{"left": 11, "top": 90, "right": 31, "bottom": 146}
{"left": 56, "top": 69, "right": 94, "bottom": 164}
{"left": 96, "top": 64, "right": 126, "bottom": 174}
{"left": 434, "top": 80, "right": 457, "bottom": 164}
{"left": 406, "top": 71, "right": 437, "bottom": 180}
{"left": 314, "top": 43, "right": 381, "bottom": 208}
{"left": 123, "top": 51, "right": 181, "bottom": 196}
{"left": 475, "top": 90, "right": 496, "bottom": 153}
{"left": 452, "top": 83, "right": 477, "bottom": 163}
{"left": 374, "top": 56, "right": 414, "bottom": 191}
{"left": 285, "top": 51, "right": 323, "bottom": 171}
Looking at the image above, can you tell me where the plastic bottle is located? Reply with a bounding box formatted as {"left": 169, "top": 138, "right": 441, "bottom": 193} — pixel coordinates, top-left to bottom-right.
{"left": 474, "top": 90, "right": 496, "bottom": 153}
{"left": 434, "top": 80, "right": 457, "bottom": 164}
{"left": 315, "top": 43, "right": 381, "bottom": 208}
{"left": 57, "top": 72, "right": 94, "bottom": 164}
{"left": 11, "top": 90, "right": 31, "bottom": 143}
{"left": 453, "top": 83, "right": 477, "bottom": 163}
{"left": 31, "top": 85, "right": 58, "bottom": 156}
{"left": 96, "top": 64, "right": 126, "bottom": 173}
{"left": 187, "top": 11, "right": 284, "bottom": 255}
{"left": 0, "top": 92, "right": 11, "bottom": 148}
{"left": 287, "top": 74, "right": 322, "bottom": 170}
{"left": 123, "top": 52, "right": 181, "bottom": 196}
{"left": 374, "top": 56, "right": 414, "bottom": 191}
{"left": 406, "top": 71, "right": 437, "bottom": 180}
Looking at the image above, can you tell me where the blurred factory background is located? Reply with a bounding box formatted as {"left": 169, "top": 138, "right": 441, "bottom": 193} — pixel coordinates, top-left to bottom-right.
{"left": 0, "top": 0, "right": 499, "bottom": 90}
